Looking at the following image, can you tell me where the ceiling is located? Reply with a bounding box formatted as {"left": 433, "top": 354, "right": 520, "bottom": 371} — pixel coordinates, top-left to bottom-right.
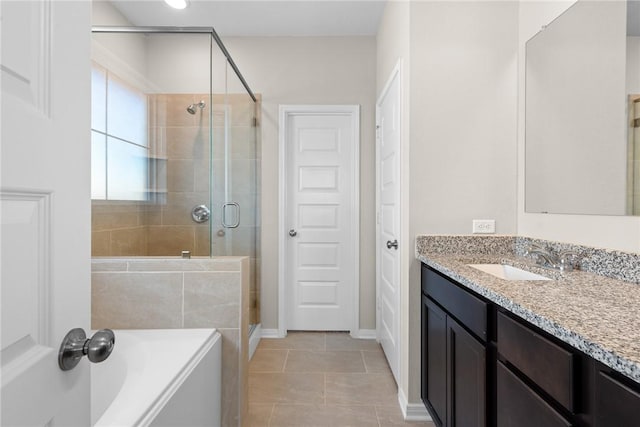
{"left": 109, "top": 0, "right": 387, "bottom": 37}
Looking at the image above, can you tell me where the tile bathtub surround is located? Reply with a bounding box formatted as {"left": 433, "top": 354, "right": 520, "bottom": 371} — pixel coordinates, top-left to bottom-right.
{"left": 248, "top": 332, "right": 435, "bottom": 427}
{"left": 416, "top": 235, "right": 640, "bottom": 384}
{"left": 91, "top": 257, "right": 250, "bottom": 427}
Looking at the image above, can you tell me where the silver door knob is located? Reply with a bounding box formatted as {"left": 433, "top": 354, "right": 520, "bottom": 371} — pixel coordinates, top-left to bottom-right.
{"left": 386, "top": 240, "right": 398, "bottom": 250}
{"left": 289, "top": 229, "right": 297, "bottom": 237}
{"left": 58, "top": 328, "right": 115, "bottom": 371}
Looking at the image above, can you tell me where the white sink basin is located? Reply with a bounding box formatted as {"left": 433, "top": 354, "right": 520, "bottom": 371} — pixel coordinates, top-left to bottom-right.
{"left": 467, "top": 264, "right": 552, "bottom": 281}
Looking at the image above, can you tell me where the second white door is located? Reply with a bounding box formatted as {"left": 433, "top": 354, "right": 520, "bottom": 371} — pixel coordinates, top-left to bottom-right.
{"left": 376, "top": 63, "right": 402, "bottom": 382}
{"left": 282, "top": 106, "right": 359, "bottom": 332}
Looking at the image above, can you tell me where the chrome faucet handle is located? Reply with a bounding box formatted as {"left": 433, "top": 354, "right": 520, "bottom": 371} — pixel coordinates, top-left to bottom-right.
{"left": 558, "top": 251, "right": 579, "bottom": 272}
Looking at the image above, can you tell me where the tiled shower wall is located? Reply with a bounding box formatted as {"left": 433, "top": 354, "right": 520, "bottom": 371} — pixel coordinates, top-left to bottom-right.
{"left": 92, "top": 93, "right": 211, "bottom": 257}
{"left": 91, "top": 257, "right": 250, "bottom": 427}
{"left": 91, "top": 92, "right": 261, "bottom": 328}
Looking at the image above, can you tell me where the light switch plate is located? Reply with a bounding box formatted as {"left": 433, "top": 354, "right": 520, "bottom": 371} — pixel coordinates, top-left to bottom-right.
{"left": 472, "top": 219, "right": 495, "bottom": 234}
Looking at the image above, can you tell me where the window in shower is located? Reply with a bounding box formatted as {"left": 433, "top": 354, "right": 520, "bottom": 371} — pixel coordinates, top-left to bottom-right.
{"left": 91, "top": 63, "right": 149, "bottom": 201}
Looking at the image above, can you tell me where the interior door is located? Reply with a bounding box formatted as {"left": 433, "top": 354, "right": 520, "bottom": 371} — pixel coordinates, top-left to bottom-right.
{"left": 1, "top": 1, "right": 92, "bottom": 425}
{"left": 284, "top": 106, "right": 359, "bottom": 331}
{"left": 376, "top": 65, "right": 401, "bottom": 382}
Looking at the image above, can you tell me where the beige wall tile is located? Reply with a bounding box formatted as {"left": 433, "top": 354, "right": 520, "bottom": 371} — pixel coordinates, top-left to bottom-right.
{"left": 166, "top": 159, "right": 195, "bottom": 192}
{"left": 91, "top": 272, "right": 182, "bottom": 329}
{"left": 125, "top": 257, "right": 241, "bottom": 272}
{"left": 146, "top": 225, "right": 194, "bottom": 256}
{"left": 194, "top": 225, "right": 211, "bottom": 256}
{"left": 183, "top": 271, "right": 241, "bottom": 328}
{"left": 110, "top": 227, "right": 147, "bottom": 256}
{"left": 247, "top": 403, "right": 273, "bottom": 427}
{"left": 248, "top": 373, "right": 324, "bottom": 404}
{"left": 92, "top": 231, "right": 111, "bottom": 256}
{"left": 162, "top": 192, "right": 209, "bottom": 226}
{"left": 91, "top": 259, "right": 128, "bottom": 272}
{"left": 92, "top": 210, "right": 141, "bottom": 231}
{"left": 164, "top": 94, "right": 197, "bottom": 127}
{"left": 166, "top": 126, "right": 205, "bottom": 160}
{"left": 219, "top": 328, "right": 240, "bottom": 427}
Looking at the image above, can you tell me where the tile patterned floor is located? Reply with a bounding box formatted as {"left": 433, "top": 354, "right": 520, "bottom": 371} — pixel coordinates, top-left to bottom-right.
{"left": 248, "top": 332, "right": 436, "bottom": 427}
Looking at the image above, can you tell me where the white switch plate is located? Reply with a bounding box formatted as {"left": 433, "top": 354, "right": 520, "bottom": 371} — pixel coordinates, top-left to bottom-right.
{"left": 472, "top": 219, "right": 495, "bottom": 234}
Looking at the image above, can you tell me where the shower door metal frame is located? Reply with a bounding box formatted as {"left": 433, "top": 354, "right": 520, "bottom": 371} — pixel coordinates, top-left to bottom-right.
{"left": 91, "top": 26, "right": 256, "bottom": 102}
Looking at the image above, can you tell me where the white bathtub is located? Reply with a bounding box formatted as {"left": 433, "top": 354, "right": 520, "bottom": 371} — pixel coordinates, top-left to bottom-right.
{"left": 91, "top": 329, "right": 221, "bottom": 427}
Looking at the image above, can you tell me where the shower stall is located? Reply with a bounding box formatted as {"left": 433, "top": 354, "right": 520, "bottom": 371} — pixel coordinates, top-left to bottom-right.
{"left": 90, "top": 27, "right": 261, "bottom": 331}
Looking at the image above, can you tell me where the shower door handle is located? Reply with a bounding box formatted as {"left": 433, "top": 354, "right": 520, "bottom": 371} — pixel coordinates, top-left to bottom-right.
{"left": 222, "top": 202, "right": 240, "bottom": 228}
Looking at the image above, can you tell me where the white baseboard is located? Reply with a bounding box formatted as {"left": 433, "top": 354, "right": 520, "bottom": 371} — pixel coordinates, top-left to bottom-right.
{"left": 249, "top": 324, "right": 261, "bottom": 360}
{"left": 398, "top": 388, "right": 432, "bottom": 422}
{"left": 260, "top": 328, "right": 282, "bottom": 339}
{"left": 351, "top": 329, "right": 377, "bottom": 340}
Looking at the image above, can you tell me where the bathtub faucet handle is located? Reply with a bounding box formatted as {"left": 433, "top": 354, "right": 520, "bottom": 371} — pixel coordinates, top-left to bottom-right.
{"left": 58, "top": 328, "right": 115, "bottom": 371}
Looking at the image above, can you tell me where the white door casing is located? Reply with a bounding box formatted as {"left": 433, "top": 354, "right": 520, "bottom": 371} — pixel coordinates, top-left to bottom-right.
{"left": 279, "top": 105, "right": 360, "bottom": 334}
{"left": 376, "top": 62, "right": 402, "bottom": 383}
{"left": 1, "top": 1, "right": 92, "bottom": 426}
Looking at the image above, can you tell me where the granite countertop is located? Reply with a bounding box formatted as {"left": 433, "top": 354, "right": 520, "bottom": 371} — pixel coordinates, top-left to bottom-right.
{"left": 417, "top": 251, "right": 640, "bottom": 384}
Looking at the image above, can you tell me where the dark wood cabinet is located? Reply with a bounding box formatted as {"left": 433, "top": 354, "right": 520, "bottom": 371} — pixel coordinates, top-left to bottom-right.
{"left": 421, "top": 265, "right": 487, "bottom": 427}
{"left": 594, "top": 369, "right": 640, "bottom": 427}
{"left": 422, "top": 296, "right": 448, "bottom": 426}
{"left": 448, "top": 316, "right": 486, "bottom": 427}
{"left": 496, "top": 361, "right": 573, "bottom": 427}
{"left": 420, "top": 262, "right": 640, "bottom": 427}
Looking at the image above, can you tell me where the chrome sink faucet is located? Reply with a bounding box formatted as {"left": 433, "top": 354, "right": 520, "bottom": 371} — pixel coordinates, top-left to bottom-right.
{"left": 525, "top": 244, "right": 579, "bottom": 272}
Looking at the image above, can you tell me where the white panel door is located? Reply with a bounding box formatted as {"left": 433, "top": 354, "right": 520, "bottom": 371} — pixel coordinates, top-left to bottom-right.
{"left": 284, "top": 107, "right": 359, "bottom": 331}
{"left": 1, "top": 1, "right": 91, "bottom": 426}
{"left": 376, "top": 65, "right": 401, "bottom": 382}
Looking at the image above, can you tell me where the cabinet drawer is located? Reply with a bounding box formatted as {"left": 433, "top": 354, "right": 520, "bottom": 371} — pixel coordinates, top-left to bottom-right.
{"left": 497, "top": 311, "right": 577, "bottom": 412}
{"left": 595, "top": 370, "right": 640, "bottom": 427}
{"left": 422, "top": 265, "right": 487, "bottom": 341}
{"left": 497, "top": 361, "right": 573, "bottom": 427}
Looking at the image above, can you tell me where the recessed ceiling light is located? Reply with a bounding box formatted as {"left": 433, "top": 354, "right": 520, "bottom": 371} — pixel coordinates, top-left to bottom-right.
{"left": 164, "top": 0, "right": 189, "bottom": 10}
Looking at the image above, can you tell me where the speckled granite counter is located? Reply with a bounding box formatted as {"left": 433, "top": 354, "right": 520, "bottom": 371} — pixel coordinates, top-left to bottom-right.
{"left": 416, "top": 235, "right": 640, "bottom": 384}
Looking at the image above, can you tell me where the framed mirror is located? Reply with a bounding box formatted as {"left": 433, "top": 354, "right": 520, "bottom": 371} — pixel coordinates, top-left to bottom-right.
{"left": 525, "top": 0, "right": 639, "bottom": 215}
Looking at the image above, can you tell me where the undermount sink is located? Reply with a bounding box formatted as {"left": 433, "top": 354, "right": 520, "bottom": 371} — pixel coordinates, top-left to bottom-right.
{"left": 467, "top": 264, "right": 552, "bottom": 281}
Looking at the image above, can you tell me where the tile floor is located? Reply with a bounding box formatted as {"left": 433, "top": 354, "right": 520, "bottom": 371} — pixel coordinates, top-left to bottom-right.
{"left": 248, "top": 332, "right": 436, "bottom": 427}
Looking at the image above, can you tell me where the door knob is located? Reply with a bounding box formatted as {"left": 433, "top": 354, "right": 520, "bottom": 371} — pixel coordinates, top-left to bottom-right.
{"left": 58, "top": 328, "right": 115, "bottom": 371}
{"left": 289, "top": 229, "right": 297, "bottom": 237}
{"left": 386, "top": 240, "right": 398, "bottom": 250}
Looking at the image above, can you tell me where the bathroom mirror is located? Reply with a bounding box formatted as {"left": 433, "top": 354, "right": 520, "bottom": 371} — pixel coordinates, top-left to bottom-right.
{"left": 525, "top": 0, "right": 640, "bottom": 215}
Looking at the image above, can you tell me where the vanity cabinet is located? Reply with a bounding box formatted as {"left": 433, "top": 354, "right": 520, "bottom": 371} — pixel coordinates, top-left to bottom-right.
{"left": 594, "top": 367, "right": 640, "bottom": 427}
{"left": 421, "top": 262, "right": 640, "bottom": 427}
{"left": 421, "top": 265, "right": 488, "bottom": 427}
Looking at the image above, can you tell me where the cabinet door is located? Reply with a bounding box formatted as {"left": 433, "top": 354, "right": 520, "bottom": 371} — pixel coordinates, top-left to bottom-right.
{"left": 497, "top": 362, "right": 572, "bottom": 427}
{"left": 448, "top": 317, "right": 486, "bottom": 427}
{"left": 595, "top": 370, "right": 640, "bottom": 427}
{"left": 423, "top": 296, "right": 447, "bottom": 426}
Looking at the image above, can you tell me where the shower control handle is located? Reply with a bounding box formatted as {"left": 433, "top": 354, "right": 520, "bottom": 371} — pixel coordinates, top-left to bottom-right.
{"left": 191, "top": 205, "right": 211, "bottom": 223}
{"left": 289, "top": 229, "right": 297, "bottom": 237}
{"left": 58, "top": 328, "right": 115, "bottom": 371}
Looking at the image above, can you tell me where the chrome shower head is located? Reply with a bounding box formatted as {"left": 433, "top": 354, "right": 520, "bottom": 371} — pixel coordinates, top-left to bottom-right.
{"left": 186, "top": 100, "right": 206, "bottom": 115}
